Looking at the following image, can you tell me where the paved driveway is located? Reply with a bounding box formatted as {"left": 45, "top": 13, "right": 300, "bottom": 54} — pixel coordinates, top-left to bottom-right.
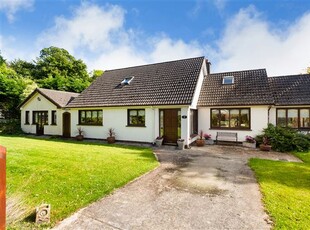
{"left": 54, "top": 145, "right": 300, "bottom": 230}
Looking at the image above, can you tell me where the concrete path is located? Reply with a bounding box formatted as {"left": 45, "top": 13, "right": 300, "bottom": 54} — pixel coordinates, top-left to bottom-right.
{"left": 54, "top": 145, "right": 300, "bottom": 230}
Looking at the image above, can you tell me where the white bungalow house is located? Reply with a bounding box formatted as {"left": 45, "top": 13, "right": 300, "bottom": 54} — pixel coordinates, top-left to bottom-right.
{"left": 19, "top": 56, "right": 310, "bottom": 145}
{"left": 19, "top": 88, "right": 79, "bottom": 136}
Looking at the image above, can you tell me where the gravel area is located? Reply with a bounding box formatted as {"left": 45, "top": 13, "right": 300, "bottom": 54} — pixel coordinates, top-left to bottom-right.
{"left": 54, "top": 145, "right": 300, "bottom": 230}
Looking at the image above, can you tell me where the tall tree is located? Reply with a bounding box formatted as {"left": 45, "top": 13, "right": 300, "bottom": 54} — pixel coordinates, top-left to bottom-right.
{"left": 90, "top": 69, "right": 104, "bottom": 81}
{"left": 307, "top": 66, "right": 310, "bottom": 74}
{"left": 0, "top": 53, "right": 36, "bottom": 119}
{"left": 9, "top": 59, "right": 35, "bottom": 79}
{"left": 0, "top": 61, "right": 25, "bottom": 118}
{"left": 33, "top": 47, "right": 91, "bottom": 92}
{"left": 0, "top": 51, "right": 5, "bottom": 65}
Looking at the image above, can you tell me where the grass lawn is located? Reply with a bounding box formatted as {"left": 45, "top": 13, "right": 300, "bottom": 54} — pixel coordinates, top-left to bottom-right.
{"left": 0, "top": 135, "right": 159, "bottom": 229}
{"left": 249, "top": 151, "right": 310, "bottom": 229}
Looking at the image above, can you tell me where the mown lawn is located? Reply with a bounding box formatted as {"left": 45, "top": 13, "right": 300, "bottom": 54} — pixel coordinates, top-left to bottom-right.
{"left": 0, "top": 136, "right": 159, "bottom": 229}
{"left": 249, "top": 151, "right": 310, "bottom": 229}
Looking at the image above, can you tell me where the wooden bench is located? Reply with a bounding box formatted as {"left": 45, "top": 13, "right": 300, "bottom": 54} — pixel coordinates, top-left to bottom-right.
{"left": 216, "top": 132, "right": 238, "bottom": 144}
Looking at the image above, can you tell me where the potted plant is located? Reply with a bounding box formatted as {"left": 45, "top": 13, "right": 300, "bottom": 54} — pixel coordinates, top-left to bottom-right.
{"left": 107, "top": 128, "right": 116, "bottom": 144}
{"left": 177, "top": 138, "right": 185, "bottom": 150}
{"left": 155, "top": 136, "right": 163, "bottom": 147}
{"left": 204, "top": 133, "right": 214, "bottom": 145}
{"left": 243, "top": 135, "right": 256, "bottom": 148}
{"left": 76, "top": 127, "right": 84, "bottom": 141}
{"left": 196, "top": 130, "right": 205, "bottom": 147}
{"left": 259, "top": 136, "right": 272, "bottom": 151}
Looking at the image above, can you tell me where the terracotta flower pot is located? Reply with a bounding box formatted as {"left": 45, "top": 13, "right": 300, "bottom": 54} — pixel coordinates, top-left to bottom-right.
{"left": 259, "top": 144, "right": 272, "bottom": 151}
{"left": 107, "top": 136, "right": 115, "bottom": 144}
{"left": 196, "top": 139, "right": 205, "bottom": 147}
{"left": 76, "top": 135, "right": 84, "bottom": 141}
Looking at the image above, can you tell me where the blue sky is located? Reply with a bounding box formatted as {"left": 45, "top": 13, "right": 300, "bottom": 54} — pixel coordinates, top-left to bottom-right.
{"left": 1, "top": 0, "right": 310, "bottom": 76}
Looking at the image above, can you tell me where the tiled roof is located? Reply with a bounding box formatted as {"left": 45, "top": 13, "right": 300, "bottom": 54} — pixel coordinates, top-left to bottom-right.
{"left": 198, "top": 69, "right": 274, "bottom": 106}
{"left": 268, "top": 74, "right": 310, "bottom": 105}
{"left": 67, "top": 57, "right": 205, "bottom": 108}
{"left": 19, "top": 88, "right": 80, "bottom": 108}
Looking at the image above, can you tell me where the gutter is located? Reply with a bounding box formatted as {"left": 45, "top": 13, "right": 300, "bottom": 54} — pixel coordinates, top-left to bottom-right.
{"left": 267, "top": 105, "right": 273, "bottom": 124}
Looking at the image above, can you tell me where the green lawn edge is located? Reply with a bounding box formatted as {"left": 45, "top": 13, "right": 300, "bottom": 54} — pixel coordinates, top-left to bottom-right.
{"left": 249, "top": 152, "right": 310, "bottom": 229}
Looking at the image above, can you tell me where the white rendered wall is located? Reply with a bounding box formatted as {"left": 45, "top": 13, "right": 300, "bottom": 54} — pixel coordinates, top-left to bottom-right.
{"left": 21, "top": 95, "right": 192, "bottom": 143}
{"left": 198, "top": 106, "right": 269, "bottom": 142}
{"left": 191, "top": 61, "right": 208, "bottom": 108}
{"left": 70, "top": 106, "right": 190, "bottom": 143}
{"left": 20, "top": 92, "right": 63, "bottom": 135}
{"left": 181, "top": 107, "right": 190, "bottom": 145}
{"left": 70, "top": 107, "right": 157, "bottom": 142}
{"left": 269, "top": 107, "right": 276, "bottom": 126}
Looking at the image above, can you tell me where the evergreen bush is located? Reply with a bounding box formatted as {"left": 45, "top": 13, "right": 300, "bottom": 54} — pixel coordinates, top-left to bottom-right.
{"left": 256, "top": 124, "right": 310, "bottom": 152}
{"left": 0, "top": 119, "right": 23, "bottom": 135}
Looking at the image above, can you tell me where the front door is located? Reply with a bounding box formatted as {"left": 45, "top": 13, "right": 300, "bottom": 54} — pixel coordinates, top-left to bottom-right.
{"left": 62, "top": 112, "right": 71, "bottom": 138}
{"left": 163, "top": 109, "right": 180, "bottom": 144}
{"left": 34, "top": 111, "right": 48, "bottom": 135}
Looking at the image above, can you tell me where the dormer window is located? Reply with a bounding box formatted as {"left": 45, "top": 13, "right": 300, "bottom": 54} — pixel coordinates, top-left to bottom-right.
{"left": 121, "top": 76, "right": 134, "bottom": 85}
{"left": 222, "top": 76, "right": 234, "bottom": 85}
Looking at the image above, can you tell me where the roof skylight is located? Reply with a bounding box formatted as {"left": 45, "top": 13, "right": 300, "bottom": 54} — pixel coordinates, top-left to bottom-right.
{"left": 222, "top": 76, "right": 234, "bottom": 85}
{"left": 121, "top": 76, "right": 134, "bottom": 85}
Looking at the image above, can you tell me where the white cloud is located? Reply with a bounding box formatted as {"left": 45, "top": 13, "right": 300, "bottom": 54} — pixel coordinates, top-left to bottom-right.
{"left": 88, "top": 46, "right": 147, "bottom": 71}
{"left": 212, "top": 0, "right": 227, "bottom": 11}
{"left": 37, "top": 3, "right": 204, "bottom": 71}
{"left": 0, "top": 0, "right": 34, "bottom": 22}
{"left": 189, "top": 0, "right": 204, "bottom": 18}
{"left": 0, "top": 34, "right": 37, "bottom": 61}
{"left": 37, "top": 3, "right": 126, "bottom": 54}
{"left": 211, "top": 6, "right": 310, "bottom": 76}
{"left": 149, "top": 37, "right": 203, "bottom": 63}
{"left": 6, "top": 2, "right": 308, "bottom": 77}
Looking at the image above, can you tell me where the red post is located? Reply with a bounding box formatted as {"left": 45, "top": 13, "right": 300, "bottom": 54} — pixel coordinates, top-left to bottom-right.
{"left": 0, "top": 145, "right": 6, "bottom": 230}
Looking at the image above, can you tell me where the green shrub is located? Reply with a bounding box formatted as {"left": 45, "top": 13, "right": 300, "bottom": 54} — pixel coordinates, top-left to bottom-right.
{"left": 292, "top": 134, "right": 310, "bottom": 152}
{"left": 0, "top": 119, "right": 23, "bottom": 135}
{"left": 256, "top": 124, "right": 310, "bottom": 152}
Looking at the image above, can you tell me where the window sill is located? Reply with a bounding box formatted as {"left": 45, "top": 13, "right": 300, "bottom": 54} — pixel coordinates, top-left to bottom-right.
{"left": 24, "top": 123, "right": 30, "bottom": 125}
{"left": 209, "top": 128, "right": 252, "bottom": 131}
{"left": 50, "top": 124, "right": 57, "bottom": 126}
{"left": 126, "top": 125, "right": 146, "bottom": 128}
{"left": 77, "top": 124, "right": 103, "bottom": 126}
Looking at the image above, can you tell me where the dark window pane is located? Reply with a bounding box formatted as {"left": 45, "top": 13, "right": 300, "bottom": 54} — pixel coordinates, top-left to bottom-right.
{"left": 211, "top": 109, "right": 220, "bottom": 127}
{"left": 277, "top": 109, "right": 286, "bottom": 127}
{"left": 178, "top": 110, "right": 181, "bottom": 138}
{"left": 300, "top": 109, "right": 310, "bottom": 128}
{"left": 287, "top": 109, "right": 298, "bottom": 128}
{"left": 98, "top": 111, "right": 103, "bottom": 124}
{"left": 230, "top": 109, "right": 239, "bottom": 128}
{"left": 160, "top": 110, "right": 164, "bottom": 137}
{"left": 220, "top": 109, "right": 229, "bottom": 127}
{"left": 52, "top": 111, "right": 57, "bottom": 125}
{"left": 240, "top": 109, "right": 250, "bottom": 128}
{"left": 25, "top": 111, "right": 29, "bottom": 124}
{"left": 190, "top": 109, "right": 198, "bottom": 135}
